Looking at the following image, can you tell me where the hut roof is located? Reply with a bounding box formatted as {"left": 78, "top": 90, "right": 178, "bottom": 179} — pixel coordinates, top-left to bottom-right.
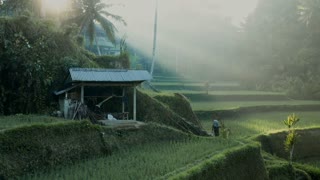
{"left": 68, "top": 68, "right": 152, "bottom": 83}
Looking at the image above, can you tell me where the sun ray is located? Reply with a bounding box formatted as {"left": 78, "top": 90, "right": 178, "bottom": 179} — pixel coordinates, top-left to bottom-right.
{"left": 42, "top": 0, "right": 70, "bottom": 14}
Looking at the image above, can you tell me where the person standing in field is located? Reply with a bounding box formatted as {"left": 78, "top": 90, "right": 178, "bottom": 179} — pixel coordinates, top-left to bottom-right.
{"left": 212, "top": 116, "right": 220, "bottom": 136}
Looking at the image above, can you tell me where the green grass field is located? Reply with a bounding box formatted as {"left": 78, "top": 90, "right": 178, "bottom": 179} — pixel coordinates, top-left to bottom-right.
{"left": 200, "top": 111, "right": 320, "bottom": 138}
{"left": 23, "top": 138, "right": 238, "bottom": 180}
{"left": 163, "top": 90, "right": 285, "bottom": 95}
{"left": 151, "top": 82, "right": 240, "bottom": 86}
{"left": 191, "top": 100, "right": 320, "bottom": 111}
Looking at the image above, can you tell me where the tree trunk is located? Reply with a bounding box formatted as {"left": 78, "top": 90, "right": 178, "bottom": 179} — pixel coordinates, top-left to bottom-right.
{"left": 289, "top": 144, "right": 294, "bottom": 165}
{"left": 150, "top": 0, "right": 158, "bottom": 77}
{"left": 95, "top": 37, "right": 101, "bottom": 56}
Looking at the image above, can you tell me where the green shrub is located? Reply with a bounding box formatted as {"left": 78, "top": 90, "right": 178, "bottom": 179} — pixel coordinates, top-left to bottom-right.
{"left": 283, "top": 114, "right": 300, "bottom": 165}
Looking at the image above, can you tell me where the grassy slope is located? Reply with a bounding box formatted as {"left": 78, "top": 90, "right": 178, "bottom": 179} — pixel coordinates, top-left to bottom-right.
{"left": 299, "top": 158, "right": 320, "bottom": 168}
{"left": 136, "top": 91, "right": 207, "bottom": 136}
{"left": 169, "top": 143, "right": 268, "bottom": 180}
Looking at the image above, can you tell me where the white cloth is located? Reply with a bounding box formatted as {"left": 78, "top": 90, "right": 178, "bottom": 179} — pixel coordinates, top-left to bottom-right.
{"left": 107, "top": 114, "right": 117, "bottom": 120}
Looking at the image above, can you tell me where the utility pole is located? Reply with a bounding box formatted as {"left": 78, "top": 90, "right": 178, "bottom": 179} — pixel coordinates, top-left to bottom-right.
{"left": 150, "top": 0, "right": 158, "bottom": 77}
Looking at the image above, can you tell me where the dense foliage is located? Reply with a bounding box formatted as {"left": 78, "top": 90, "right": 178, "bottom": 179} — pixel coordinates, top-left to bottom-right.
{"left": 239, "top": 0, "right": 320, "bottom": 99}
{"left": 0, "top": 16, "right": 98, "bottom": 114}
{"left": 0, "top": 0, "right": 42, "bottom": 17}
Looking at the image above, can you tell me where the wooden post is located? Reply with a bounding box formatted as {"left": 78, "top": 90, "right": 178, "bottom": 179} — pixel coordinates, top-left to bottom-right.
{"left": 122, "top": 87, "right": 125, "bottom": 113}
{"left": 133, "top": 86, "right": 136, "bottom": 121}
{"left": 81, "top": 85, "right": 84, "bottom": 103}
{"left": 64, "top": 92, "right": 68, "bottom": 119}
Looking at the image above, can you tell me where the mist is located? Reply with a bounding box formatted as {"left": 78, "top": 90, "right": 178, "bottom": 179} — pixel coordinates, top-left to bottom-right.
{"left": 106, "top": 0, "right": 258, "bottom": 80}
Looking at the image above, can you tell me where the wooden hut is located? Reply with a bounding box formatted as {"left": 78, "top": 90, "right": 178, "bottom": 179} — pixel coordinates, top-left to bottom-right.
{"left": 54, "top": 68, "right": 152, "bottom": 121}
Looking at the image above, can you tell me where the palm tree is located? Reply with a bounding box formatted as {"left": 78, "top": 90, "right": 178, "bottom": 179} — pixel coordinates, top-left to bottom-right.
{"left": 66, "top": 0, "right": 126, "bottom": 55}
{"left": 298, "top": 0, "right": 320, "bottom": 31}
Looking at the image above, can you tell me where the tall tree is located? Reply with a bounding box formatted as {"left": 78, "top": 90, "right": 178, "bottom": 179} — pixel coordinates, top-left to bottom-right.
{"left": 237, "top": 0, "right": 320, "bottom": 99}
{"left": 66, "top": 0, "right": 126, "bottom": 55}
{"left": 239, "top": 0, "right": 306, "bottom": 90}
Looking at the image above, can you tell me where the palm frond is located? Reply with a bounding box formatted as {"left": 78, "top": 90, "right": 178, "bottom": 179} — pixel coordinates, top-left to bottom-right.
{"left": 96, "top": 2, "right": 123, "bottom": 11}
{"left": 95, "top": 13, "right": 116, "bottom": 45}
{"left": 96, "top": 2, "right": 124, "bottom": 9}
{"left": 95, "top": 3, "right": 107, "bottom": 11}
{"left": 99, "top": 10, "right": 127, "bottom": 25}
{"left": 79, "top": 13, "right": 93, "bottom": 33}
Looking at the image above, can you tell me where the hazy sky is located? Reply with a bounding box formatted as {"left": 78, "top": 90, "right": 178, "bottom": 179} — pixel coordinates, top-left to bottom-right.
{"left": 105, "top": 0, "right": 259, "bottom": 75}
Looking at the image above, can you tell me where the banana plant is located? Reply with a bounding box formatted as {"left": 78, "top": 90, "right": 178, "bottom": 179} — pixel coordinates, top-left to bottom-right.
{"left": 283, "top": 113, "right": 299, "bottom": 129}
{"left": 283, "top": 113, "right": 300, "bottom": 165}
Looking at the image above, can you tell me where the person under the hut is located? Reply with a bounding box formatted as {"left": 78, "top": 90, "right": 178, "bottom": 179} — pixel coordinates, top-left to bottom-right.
{"left": 212, "top": 115, "right": 220, "bottom": 137}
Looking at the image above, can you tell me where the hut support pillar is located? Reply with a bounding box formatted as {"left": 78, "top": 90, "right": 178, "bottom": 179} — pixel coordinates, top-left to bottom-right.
{"left": 81, "top": 85, "right": 84, "bottom": 103}
{"left": 133, "top": 86, "right": 136, "bottom": 121}
{"left": 64, "top": 92, "right": 68, "bottom": 119}
{"left": 122, "top": 87, "right": 125, "bottom": 113}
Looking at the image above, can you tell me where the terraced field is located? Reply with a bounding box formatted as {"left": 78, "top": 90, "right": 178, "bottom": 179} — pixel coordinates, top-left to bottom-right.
{"left": 200, "top": 111, "right": 320, "bottom": 137}
{"left": 151, "top": 78, "right": 320, "bottom": 111}
{"left": 3, "top": 77, "right": 320, "bottom": 179}
{"left": 23, "top": 138, "right": 237, "bottom": 180}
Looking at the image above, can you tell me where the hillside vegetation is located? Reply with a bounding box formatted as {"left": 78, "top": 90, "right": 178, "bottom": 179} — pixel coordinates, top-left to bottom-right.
{"left": 0, "top": 16, "right": 129, "bottom": 115}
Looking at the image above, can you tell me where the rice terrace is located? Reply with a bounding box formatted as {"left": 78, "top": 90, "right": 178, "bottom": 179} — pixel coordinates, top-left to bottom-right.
{"left": 1, "top": 0, "right": 320, "bottom": 180}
